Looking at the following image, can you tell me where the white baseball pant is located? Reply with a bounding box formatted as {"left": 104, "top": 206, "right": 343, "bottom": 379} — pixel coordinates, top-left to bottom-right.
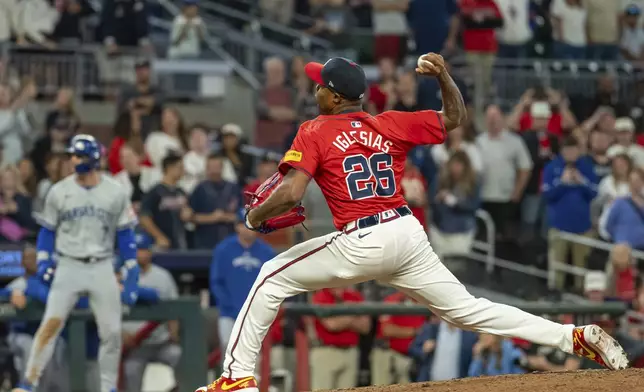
{"left": 222, "top": 212, "right": 575, "bottom": 378}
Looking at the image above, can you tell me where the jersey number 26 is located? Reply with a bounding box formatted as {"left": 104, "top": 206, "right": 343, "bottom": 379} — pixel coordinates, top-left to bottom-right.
{"left": 343, "top": 152, "right": 396, "bottom": 200}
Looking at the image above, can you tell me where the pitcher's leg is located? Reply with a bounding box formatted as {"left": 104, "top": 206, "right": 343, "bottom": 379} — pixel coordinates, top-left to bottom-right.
{"left": 88, "top": 263, "right": 122, "bottom": 392}
{"left": 389, "top": 243, "right": 575, "bottom": 353}
{"left": 223, "top": 232, "right": 370, "bottom": 378}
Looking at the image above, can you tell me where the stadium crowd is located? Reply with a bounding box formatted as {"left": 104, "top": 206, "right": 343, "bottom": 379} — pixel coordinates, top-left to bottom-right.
{"left": 1, "top": 0, "right": 644, "bottom": 391}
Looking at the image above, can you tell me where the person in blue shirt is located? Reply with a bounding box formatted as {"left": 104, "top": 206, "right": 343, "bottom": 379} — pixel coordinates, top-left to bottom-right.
{"left": 210, "top": 209, "right": 275, "bottom": 352}
{"left": 190, "top": 154, "right": 241, "bottom": 249}
{"left": 468, "top": 334, "right": 526, "bottom": 377}
{"left": 542, "top": 136, "right": 598, "bottom": 291}
{"left": 407, "top": 0, "right": 459, "bottom": 55}
{"left": 601, "top": 167, "right": 644, "bottom": 251}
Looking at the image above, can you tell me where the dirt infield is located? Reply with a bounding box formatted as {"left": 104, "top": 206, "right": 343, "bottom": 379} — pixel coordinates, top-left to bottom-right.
{"left": 339, "top": 369, "right": 644, "bottom": 392}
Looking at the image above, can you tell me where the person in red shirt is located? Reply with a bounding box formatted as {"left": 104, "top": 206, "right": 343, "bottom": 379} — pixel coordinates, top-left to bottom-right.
{"left": 606, "top": 243, "right": 637, "bottom": 302}
{"left": 508, "top": 87, "right": 577, "bottom": 137}
{"left": 371, "top": 292, "right": 426, "bottom": 385}
{"left": 108, "top": 111, "right": 152, "bottom": 174}
{"left": 310, "top": 287, "right": 370, "bottom": 390}
{"left": 460, "top": 0, "right": 503, "bottom": 98}
{"left": 402, "top": 158, "right": 428, "bottom": 230}
{"left": 366, "top": 57, "right": 398, "bottom": 115}
{"left": 198, "top": 54, "right": 627, "bottom": 392}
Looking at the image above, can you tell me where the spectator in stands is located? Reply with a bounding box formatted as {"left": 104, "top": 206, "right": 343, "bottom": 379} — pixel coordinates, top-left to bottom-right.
{"left": 585, "top": 0, "right": 621, "bottom": 60}
{"left": 430, "top": 152, "right": 480, "bottom": 257}
{"left": 113, "top": 145, "right": 161, "bottom": 211}
{"left": 550, "top": 0, "right": 587, "bottom": 59}
{"left": 584, "top": 270, "right": 607, "bottom": 302}
{"left": 367, "top": 57, "right": 397, "bottom": 115}
{"left": 509, "top": 87, "right": 577, "bottom": 137}
{"left": 45, "top": 87, "right": 80, "bottom": 137}
{"left": 543, "top": 136, "right": 598, "bottom": 290}
{"left": 259, "top": 0, "right": 293, "bottom": 25}
{"left": 189, "top": 155, "right": 240, "bottom": 249}
{"left": 310, "top": 287, "right": 370, "bottom": 390}
{"left": 477, "top": 105, "right": 532, "bottom": 239}
{"left": 607, "top": 117, "right": 644, "bottom": 168}
{"left": 520, "top": 102, "right": 560, "bottom": 241}
{"left": 605, "top": 243, "right": 637, "bottom": 302}
{"left": 306, "top": 0, "right": 356, "bottom": 48}
{"left": 0, "top": 82, "right": 35, "bottom": 166}
{"left": 593, "top": 154, "right": 632, "bottom": 223}
{"left": 468, "top": 334, "right": 525, "bottom": 377}
{"left": 14, "top": 0, "right": 57, "bottom": 48}
{"left": 145, "top": 107, "right": 188, "bottom": 169}
{"left": 601, "top": 168, "right": 644, "bottom": 251}
{"left": 0, "top": 166, "right": 34, "bottom": 242}
{"left": 431, "top": 126, "right": 482, "bottom": 172}
{"left": 140, "top": 153, "right": 191, "bottom": 249}
{"left": 209, "top": 210, "right": 275, "bottom": 350}
{"left": 392, "top": 71, "right": 420, "bottom": 112}
{"left": 255, "top": 57, "right": 296, "bottom": 151}
{"left": 402, "top": 157, "right": 428, "bottom": 230}
{"left": 168, "top": 0, "right": 206, "bottom": 59}
{"left": 583, "top": 75, "right": 627, "bottom": 119}
{"left": 50, "top": 0, "right": 94, "bottom": 45}
{"left": 408, "top": 319, "right": 477, "bottom": 382}
{"left": 18, "top": 159, "right": 37, "bottom": 198}
{"left": 122, "top": 233, "right": 181, "bottom": 392}
{"left": 293, "top": 73, "right": 318, "bottom": 128}
{"left": 407, "top": 0, "right": 459, "bottom": 55}
{"left": 417, "top": 60, "right": 470, "bottom": 112}
{"left": 371, "top": 292, "right": 425, "bottom": 385}
{"left": 117, "top": 60, "right": 164, "bottom": 136}
{"left": 33, "top": 154, "right": 62, "bottom": 213}
{"left": 107, "top": 111, "right": 150, "bottom": 175}
{"left": 218, "top": 123, "right": 253, "bottom": 185}
{"left": 587, "top": 129, "right": 614, "bottom": 180}
{"left": 101, "top": 0, "right": 151, "bottom": 53}
{"left": 460, "top": 0, "right": 503, "bottom": 99}
{"left": 621, "top": 5, "right": 644, "bottom": 61}
{"left": 495, "top": 0, "right": 531, "bottom": 58}
{"left": 181, "top": 124, "right": 209, "bottom": 194}
{"left": 371, "top": 0, "right": 409, "bottom": 63}
{"left": 243, "top": 158, "right": 278, "bottom": 197}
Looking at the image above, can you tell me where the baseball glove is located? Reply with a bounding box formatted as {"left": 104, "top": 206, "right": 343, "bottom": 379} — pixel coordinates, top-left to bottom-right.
{"left": 245, "top": 172, "right": 306, "bottom": 234}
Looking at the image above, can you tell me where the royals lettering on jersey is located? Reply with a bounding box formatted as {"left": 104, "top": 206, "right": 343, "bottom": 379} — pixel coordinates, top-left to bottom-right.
{"left": 279, "top": 110, "right": 445, "bottom": 230}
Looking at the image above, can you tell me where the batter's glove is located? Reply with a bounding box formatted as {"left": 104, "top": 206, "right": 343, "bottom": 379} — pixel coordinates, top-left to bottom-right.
{"left": 245, "top": 172, "right": 306, "bottom": 234}
{"left": 36, "top": 260, "right": 56, "bottom": 285}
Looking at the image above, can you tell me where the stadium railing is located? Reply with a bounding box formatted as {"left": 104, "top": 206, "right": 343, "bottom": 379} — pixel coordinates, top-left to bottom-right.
{"left": 259, "top": 301, "right": 627, "bottom": 392}
{"left": 0, "top": 297, "right": 207, "bottom": 392}
{"left": 548, "top": 231, "right": 644, "bottom": 289}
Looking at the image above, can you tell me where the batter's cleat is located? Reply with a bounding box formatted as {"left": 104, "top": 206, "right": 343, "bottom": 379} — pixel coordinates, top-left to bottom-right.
{"left": 572, "top": 324, "right": 629, "bottom": 370}
{"left": 195, "top": 376, "right": 258, "bottom": 392}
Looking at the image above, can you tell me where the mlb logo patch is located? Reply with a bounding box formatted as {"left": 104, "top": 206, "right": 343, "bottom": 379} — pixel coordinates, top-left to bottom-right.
{"left": 351, "top": 121, "right": 362, "bottom": 128}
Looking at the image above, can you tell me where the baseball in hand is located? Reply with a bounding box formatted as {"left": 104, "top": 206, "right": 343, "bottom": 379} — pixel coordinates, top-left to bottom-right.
{"left": 416, "top": 53, "right": 444, "bottom": 76}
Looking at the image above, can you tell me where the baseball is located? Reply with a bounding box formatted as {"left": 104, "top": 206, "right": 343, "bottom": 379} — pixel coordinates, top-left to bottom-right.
{"left": 417, "top": 56, "right": 434, "bottom": 71}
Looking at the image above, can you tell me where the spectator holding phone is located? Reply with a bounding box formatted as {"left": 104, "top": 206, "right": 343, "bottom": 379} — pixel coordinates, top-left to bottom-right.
{"left": 542, "top": 136, "right": 598, "bottom": 290}
{"left": 468, "top": 334, "right": 525, "bottom": 377}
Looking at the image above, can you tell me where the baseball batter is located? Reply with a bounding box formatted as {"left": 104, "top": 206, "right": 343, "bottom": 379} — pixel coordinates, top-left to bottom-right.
{"left": 197, "top": 54, "right": 628, "bottom": 392}
{"left": 14, "top": 135, "right": 139, "bottom": 392}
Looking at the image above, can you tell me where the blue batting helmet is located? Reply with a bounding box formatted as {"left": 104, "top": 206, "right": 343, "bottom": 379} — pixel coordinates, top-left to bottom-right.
{"left": 67, "top": 134, "right": 101, "bottom": 173}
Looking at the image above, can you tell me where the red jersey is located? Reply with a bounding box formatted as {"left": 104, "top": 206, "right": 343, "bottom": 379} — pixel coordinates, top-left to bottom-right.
{"left": 279, "top": 111, "right": 446, "bottom": 229}
{"left": 313, "top": 288, "right": 364, "bottom": 347}
{"left": 459, "top": 0, "right": 502, "bottom": 53}
{"left": 377, "top": 292, "right": 426, "bottom": 355}
{"left": 519, "top": 112, "right": 564, "bottom": 137}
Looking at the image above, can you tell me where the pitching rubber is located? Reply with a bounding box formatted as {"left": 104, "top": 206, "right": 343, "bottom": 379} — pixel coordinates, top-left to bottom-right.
{"left": 585, "top": 325, "right": 629, "bottom": 370}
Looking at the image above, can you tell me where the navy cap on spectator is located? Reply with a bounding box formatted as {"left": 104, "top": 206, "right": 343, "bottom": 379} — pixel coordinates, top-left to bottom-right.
{"left": 135, "top": 231, "right": 154, "bottom": 250}
{"left": 304, "top": 58, "right": 367, "bottom": 101}
{"left": 626, "top": 4, "right": 641, "bottom": 16}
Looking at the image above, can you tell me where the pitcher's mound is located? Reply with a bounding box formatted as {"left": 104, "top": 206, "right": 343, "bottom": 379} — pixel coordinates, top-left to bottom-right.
{"left": 342, "top": 368, "right": 643, "bottom": 392}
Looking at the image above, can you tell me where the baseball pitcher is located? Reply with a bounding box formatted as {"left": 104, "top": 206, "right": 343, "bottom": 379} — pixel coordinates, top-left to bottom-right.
{"left": 14, "top": 134, "right": 139, "bottom": 392}
{"left": 197, "top": 54, "right": 628, "bottom": 392}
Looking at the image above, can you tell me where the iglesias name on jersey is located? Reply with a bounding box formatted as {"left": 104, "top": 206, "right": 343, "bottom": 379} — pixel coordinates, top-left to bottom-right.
{"left": 279, "top": 110, "right": 445, "bottom": 230}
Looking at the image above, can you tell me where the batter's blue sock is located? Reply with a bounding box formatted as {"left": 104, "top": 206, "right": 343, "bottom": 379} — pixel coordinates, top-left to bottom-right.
{"left": 16, "top": 381, "right": 33, "bottom": 391}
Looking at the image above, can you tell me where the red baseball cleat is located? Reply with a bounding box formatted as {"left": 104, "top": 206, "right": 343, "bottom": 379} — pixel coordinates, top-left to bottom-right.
{"left": 195, "top": 376, "right": 258, "bottom": 392}
{"left": 572, "top": 325, "right": 629, "bottom": 370}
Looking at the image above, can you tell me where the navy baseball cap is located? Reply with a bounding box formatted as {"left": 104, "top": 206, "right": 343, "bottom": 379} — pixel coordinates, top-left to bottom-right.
{"left": 626, "top": 4, "right": 641, "bottom": 15}
{"left": 304, "top": 57, "right": 367, "bottom": 101}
